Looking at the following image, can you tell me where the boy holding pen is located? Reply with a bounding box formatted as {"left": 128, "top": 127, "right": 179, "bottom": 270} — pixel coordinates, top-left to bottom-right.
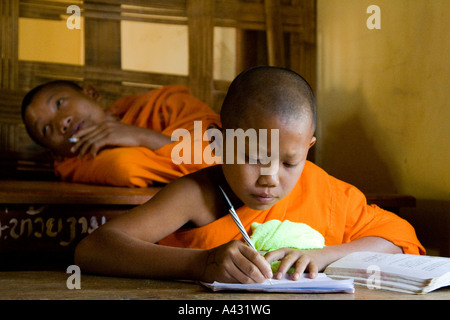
{"left": 75, "top": 66, "right": 424, "bottom": 284}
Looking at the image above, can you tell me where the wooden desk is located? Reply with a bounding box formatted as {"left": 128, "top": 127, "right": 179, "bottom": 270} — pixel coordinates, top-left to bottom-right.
{"left": 0, "top": 181, "right": 159, "bottom": 270}
{"left": 0, "top": 180, "right": 417, "bottom": 270}
{"left": 0, "top": 180, "right": 158, "bottom": 205}
{"left": 0, "top": 270, "right": 448, "bottom": 301}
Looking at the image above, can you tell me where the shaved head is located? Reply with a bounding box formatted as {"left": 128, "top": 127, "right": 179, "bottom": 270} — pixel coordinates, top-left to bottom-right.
{"left": 220, "top": 66, "right": 316, "bottom": 132}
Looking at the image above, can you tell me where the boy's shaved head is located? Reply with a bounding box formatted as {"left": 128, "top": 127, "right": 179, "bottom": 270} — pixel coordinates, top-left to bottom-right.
{"left": 21, "top": 80, "right": 106, "bottom": 157}
{"left": 21, "top": 80, "right": 83, "bottom": 146}
{"left": 220, "top": 66, "right": 316, "bottom": 132}
{"left": 21, "top": 80, "right": 82, "bottom": 114}
{"left": 21, "top": 80, "right": 83, "bottom": 127}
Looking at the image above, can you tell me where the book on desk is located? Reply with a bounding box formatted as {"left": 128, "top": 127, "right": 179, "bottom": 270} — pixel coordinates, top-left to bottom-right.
{"left": 202, "top": 252, "right": 449, "bottom": 295}
{"left": 324, "top": 251, "right": 450, "bottom": 294}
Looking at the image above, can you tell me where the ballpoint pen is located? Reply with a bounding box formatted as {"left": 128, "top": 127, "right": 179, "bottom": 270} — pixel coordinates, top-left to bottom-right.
{"left": 218, "top": 185, "right": 273, "bottom": 284}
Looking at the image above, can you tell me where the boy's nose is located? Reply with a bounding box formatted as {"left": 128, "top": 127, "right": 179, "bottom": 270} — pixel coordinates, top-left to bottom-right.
{"left": 57, "top": 116, "right": 73, "bottom": 134}
{"left": 257, "top": 172, "right": 279, "bottom": 187}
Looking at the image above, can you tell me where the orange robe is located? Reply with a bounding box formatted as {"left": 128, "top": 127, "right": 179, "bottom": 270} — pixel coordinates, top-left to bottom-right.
{"left": 54, "top": 85, "right": 221, "bottom": 187}
{"left": 159, "top": 161, "right": 425, "bottom": 255}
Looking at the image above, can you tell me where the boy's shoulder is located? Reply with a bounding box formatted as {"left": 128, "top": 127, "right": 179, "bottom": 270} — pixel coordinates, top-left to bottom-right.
{"left": 163, "top": 165, "right": 225, "bottom": 206}
{"left": 180, "top": 164, "right": 224, "bottom": 187}
{"left": 303, "top": 160, "right": 348, "bottom": 186}
{"left": 302, "top": 160, "right": 329, "bottom": 181}
{"left": 165, "top": 165, "right": 228, "bottom": 225}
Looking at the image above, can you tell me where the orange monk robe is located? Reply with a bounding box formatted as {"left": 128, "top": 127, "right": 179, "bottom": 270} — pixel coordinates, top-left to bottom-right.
{"left": 54, "top": 85, "right": 221, "bottom": 187}
{"left": 159, "top": 161, "right": 425, "bottom": 255}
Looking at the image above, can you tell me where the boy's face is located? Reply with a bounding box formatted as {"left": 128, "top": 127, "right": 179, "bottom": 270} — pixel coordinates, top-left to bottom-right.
{"left": 24, "top": 84, "right": 107, "bottom": 157}
{"left": 222, "top": 110, "right": 316, "bottom": 211}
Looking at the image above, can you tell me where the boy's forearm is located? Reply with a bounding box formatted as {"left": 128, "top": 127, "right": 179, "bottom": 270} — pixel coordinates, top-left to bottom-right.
{"left": 74, "top": 228, "right": 207, "bottom": 280}
{"left": 316, "top": 236, "right": 402, "bottom": 270}
{"left": 138, "top": 129, "right": 172, "bottom": 150}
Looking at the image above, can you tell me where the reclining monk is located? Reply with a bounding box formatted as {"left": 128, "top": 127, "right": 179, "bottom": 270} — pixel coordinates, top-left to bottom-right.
{"left": 21, "top": 81, "right": 221, "bottom": 187}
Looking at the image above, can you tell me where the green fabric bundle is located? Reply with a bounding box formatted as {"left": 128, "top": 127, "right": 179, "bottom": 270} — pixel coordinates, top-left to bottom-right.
{"left": 250, "top": 220, "right": 325, "bottom": 273}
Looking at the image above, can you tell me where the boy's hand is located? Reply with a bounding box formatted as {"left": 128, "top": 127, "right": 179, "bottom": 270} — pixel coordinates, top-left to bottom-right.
{"left": 70, "top": 121, "right": 171, "bottom": 158}
{"left": 201, "top": 240, "right": 273, "bottom": 284}
{"left": 263, "top": 248, "right": 324, "bottom": 280}
{"left": 263, "top": 237, "right": 403, "bottom": 281}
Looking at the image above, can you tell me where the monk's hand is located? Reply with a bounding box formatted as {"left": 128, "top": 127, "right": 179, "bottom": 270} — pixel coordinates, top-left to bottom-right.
{"left": 201, "top": 240, "right": 273, "bottom": 284}
{"left": 263, "top": 248, "right": 323, "bottom": 281}
{"left": 70, "top": 121, "right": 170, "bottom": 158}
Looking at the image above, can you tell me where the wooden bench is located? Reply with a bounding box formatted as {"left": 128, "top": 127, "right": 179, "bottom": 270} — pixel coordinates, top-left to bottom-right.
{"left": 0, "top": 180, "right": 416, "bottom": 270}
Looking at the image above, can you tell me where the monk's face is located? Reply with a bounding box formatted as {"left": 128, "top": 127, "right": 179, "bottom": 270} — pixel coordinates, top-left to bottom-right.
{"left": 222, "top": 111, "right": 316, "bottom": 211}
{"left": 24, "top": 84, "right": 108, "bottom": 157}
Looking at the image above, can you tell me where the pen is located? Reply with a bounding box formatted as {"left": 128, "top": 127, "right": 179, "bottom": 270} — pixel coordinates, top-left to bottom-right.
{"left": 218, "top": 185, "right": 273, "bottom": 284}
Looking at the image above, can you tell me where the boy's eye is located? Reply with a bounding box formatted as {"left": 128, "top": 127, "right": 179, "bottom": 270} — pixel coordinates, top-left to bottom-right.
{"left": 283, "top": 162, "right": 298, "bottom": 168}
{"left": 42, "top": 125, "right": 49, "bottom": 137}
{"left": 244, "top": 154, "right": 259, "bottom": 164}
{"left": 56, "top": 98, "right": 64, "bottom": 108}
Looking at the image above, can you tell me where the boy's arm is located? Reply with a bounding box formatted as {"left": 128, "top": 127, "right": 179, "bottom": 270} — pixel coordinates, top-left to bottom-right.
{"left": 71, "top": 86, "right": 220, "bottom": 160}
{"left": 75, "top": 175, "right": 205, "bottom": 278}
{"left": 74, "top": 172, "right": 272, "bottom": 283}
{"left": 264, "top": 235, "right": 401, "bottom": 280}
{"left": 71, "top": 121, "right": 172, "bottom": 159}
{"left": 75, "top": 226, "right": 206, "bottom": 279}
{"left": 265, "top": 179, "right": 421, "bottom": 280}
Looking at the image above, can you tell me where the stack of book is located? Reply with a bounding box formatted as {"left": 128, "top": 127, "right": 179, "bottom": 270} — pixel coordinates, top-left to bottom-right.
{"left": 324, "top": 251, "right": 450, "bottom": 294}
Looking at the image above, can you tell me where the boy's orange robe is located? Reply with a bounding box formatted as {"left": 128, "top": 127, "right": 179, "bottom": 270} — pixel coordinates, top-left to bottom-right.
{"left": 54, "top": 85, "right": 221, "bottom": 187}
{"left": 159, "top": 161, "right": 425, "bottom": 255}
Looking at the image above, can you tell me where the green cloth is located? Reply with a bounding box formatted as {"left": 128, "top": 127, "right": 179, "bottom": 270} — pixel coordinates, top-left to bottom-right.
{"left": 250, "top": 220, "right": 325, "bottom": 273}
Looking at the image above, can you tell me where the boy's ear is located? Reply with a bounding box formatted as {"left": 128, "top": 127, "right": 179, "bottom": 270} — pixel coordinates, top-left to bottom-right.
{"left": 309, "top": 136, "right": 316, "bottom": 148}
{"left": 82, "top": 84, "right": 102, "bottom": 102}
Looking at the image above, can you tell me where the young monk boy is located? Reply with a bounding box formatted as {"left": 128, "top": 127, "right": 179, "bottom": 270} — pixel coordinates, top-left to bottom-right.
{"left": 74, "top": 66, "right": 424, "bottom": 284}
{"left": 21, "top": 81, "right": 221, "bottom": 187}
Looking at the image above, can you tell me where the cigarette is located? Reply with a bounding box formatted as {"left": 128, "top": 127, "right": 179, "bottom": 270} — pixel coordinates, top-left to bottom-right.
{"left": 69, "top": 137, "right": 79, "bottom": 143}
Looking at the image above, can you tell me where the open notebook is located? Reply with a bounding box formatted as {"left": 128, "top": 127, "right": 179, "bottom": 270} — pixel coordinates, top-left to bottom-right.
{"left": 201, "top": 273, "right": 354, "bottom": 293}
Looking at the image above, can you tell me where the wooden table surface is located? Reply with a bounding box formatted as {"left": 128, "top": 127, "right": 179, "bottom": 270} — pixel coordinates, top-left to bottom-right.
{"left": 0, "top": 180, "right": 415, "bottom": 208}
{"left": 0, "top": 180, "right": 160, "bottom": 205}
{"left": 0, "top": 270, "right": 448, "bottom": 300}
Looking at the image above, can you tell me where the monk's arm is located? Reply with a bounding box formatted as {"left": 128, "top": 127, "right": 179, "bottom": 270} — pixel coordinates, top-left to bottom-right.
{"left": 74, "top": 175, "right": 208, "bottom": 279}
{"left": 309, "top": 236, "right": 401, "bottom": 269}
{"left": 74, "top": 227, "right": 207, "bottom": 279}
{"left": 72, "top": 121, "right": 172, "bottom": 158}
{"left": 74, "top": 172, "right": 272, "bottom": 283}
{"left": 122, "top": 123, "right": 172, "bottom": 150}
{"left": 265, "top": 236, "right": 401, "bottom": 280}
